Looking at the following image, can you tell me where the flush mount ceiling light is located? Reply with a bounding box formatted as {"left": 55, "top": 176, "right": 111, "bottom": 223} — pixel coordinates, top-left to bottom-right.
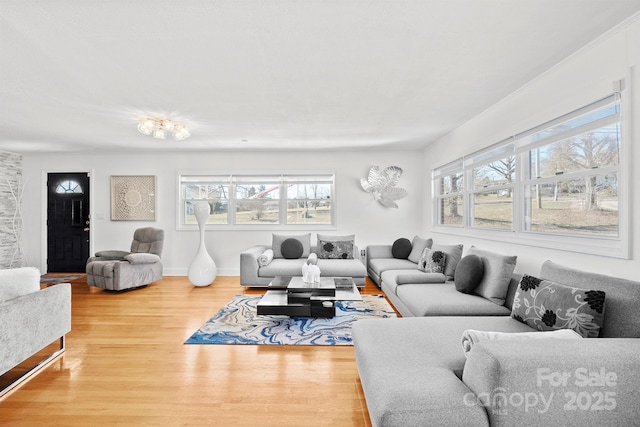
{"left": 137, "top": 117, "right": 191, "bottom": 140}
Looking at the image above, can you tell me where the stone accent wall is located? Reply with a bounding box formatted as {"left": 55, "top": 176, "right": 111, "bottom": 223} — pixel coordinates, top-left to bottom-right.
{"left": 0, "top": 151, "right": 23, "bottom": 268}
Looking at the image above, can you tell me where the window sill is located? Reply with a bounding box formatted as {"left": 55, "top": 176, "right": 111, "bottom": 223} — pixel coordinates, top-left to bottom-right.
{"left": 431, "top": 225, "right": 629, "bottom": 259}
{"left": 176, "top": 224, "right": 337, "bottom": 232}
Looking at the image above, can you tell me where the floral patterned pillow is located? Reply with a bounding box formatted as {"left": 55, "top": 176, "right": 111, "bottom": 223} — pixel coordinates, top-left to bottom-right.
{"left": 511, "top": 274, "right": 606, "bottom": 338}
{"left": 418, "top": 249, "right": 447, "bottom": 274}
{"left": 318, "top": 239, "right": 354, "bottom": 259}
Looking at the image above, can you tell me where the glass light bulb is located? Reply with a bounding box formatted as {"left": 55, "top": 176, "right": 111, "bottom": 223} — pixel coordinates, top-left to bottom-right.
{"left": 138, "top": 118, "right": 155, "bottom": 135}
{"left": 174, "top": 126, "right": 190, "bottom": 140}
{"left": 162, "top": 120, "right": 175, "bottom": 131}
{"left": 153, "top": 128, "right": 166, "bottom": 139}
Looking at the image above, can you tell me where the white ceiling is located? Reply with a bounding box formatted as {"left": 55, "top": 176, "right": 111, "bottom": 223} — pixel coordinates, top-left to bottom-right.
{"left": 1, "top": 1, "right": 640, "bottom": 154}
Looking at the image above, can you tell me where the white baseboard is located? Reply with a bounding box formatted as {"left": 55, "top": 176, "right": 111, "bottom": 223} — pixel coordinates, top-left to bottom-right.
{"left": 164, "top": 267, "right": 239, "bottom": 277}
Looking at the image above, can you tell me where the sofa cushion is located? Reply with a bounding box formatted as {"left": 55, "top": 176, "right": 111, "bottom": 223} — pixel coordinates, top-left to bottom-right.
{"left": 454, "top": 254, "right": 484, "bottom": 294}
{"left": 391, "top": 238, "right": 412, "bottom": 259}
{"left": 395, "top": 272, "right": 447, "bottom": 285}
{"left": 418, "top": 249, "right": 446, "bottom": 274}
{"left": 511, "top": 274, "right": 606, "bottom": 338}
{"left": 431, "top": 243, "right": 463, "bottom": 280}
{"left": 0, "top": 267, "right": 41, "bottom": 304}
{"left": 316, "top": 259, "right": 367, "bottom": 278}
{"left": 317, "top": 234, "right": 355, "bottom": 259}
{"left": 272, "top": 233, "right": 311, "bottom": 258}
{"left": 466, "top": 246, "right": 517, "bottom": 306}
{"left": 407, "top": 235, "right": 433, "bottom": 264}
{"left": 369, "top": 258, "right": 418, "bottom": 280}
{"left": 381, "top": 269, "right": 448, "bottom": 297}
{"left": 281, "top": 238, "right": 304, "bottom": 259}
{"left": 395, "top": 282, "right": 513, "bottom": 317}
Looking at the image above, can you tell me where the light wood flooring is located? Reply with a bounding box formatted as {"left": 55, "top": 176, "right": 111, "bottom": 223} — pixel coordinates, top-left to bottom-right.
{"left": 1, "top": 276, "right": 391, "bottom": 426}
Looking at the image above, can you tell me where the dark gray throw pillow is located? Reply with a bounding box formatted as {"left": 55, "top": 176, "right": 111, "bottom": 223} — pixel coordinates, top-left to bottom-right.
{"left": 454, "top": 254, "right": 484, "bottom": 294}
{"left": 391, "top": 238, "right": 412, "bottom": 259}
{"left": 281, "top": 238, "right": 304, "bottom": 259}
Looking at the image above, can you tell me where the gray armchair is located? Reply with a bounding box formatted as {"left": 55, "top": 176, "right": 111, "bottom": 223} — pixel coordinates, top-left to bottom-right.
{"left": 86, "top": 227, "right": 164, "bottom": 291}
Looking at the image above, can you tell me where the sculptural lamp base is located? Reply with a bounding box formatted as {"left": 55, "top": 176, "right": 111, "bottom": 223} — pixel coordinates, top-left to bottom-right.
{"left": 188, "top": 258, "right": 217, "bottom": 287}
{"left": 188, "top": 201, "right": 217, "bottom": 287}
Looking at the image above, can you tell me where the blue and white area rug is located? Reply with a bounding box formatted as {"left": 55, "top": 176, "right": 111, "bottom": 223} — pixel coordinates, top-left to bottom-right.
{"left": 185, "top": 294, "right": 397, "bottom": 346}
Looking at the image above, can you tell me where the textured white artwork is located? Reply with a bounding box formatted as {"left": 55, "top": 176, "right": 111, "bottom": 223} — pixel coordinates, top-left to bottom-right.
{"left": 111, "top": 175, "right": 156, "bottom": 221}
{"left": 360, "top": 166, "right": 408, "bottom": 208}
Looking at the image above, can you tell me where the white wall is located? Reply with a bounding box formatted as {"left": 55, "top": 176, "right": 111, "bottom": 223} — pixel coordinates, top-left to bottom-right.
{"left": 21, "top": 150, "right": 423, "bottom": 275}
{"left": 20, "top": 16, "right": 640, "bottom": 281}
{"left": 422, "top": 17, "right": 640, "bottom": 281}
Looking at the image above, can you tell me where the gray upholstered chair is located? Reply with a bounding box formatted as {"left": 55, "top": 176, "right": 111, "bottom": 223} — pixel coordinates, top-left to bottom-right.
{"left": 86, "top": 227, "right": 164, "bottom": 291}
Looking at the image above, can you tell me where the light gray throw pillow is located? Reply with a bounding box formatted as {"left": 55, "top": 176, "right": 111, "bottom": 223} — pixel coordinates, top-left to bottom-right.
{"left": 466, "top": 246, "right": 517, "bottom": 306}
{"left": 407, "top": 235, "right": 433, "bottom": 264}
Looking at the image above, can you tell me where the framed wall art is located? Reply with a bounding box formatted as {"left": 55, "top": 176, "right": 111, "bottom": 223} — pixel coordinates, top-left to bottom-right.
{"left": 110, "top": 175, "right": 157, "bottom": 221}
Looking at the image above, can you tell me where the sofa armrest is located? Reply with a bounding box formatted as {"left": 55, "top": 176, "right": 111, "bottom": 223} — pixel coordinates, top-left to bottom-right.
{"left": 240, "top": 245, "right": 271, "bottom": 286}
{"left": 93, "top": 250, "right": 130, "bottom": 260}
{"left": 462, "top": 339, "right": 640, "bottom": 426}
{"left": 353, "top": 319, "right": 490, "bottom": 427}
{"left": 0, "top": 283, "right": 71, "bottom": 376}
{"left": 366, "top": 244, "right": 393, "bottom": 259}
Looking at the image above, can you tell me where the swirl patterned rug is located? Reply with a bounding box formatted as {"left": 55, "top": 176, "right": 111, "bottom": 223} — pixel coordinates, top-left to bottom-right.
{"left": 185, "top": 294, "right": 397, "bottom": 346}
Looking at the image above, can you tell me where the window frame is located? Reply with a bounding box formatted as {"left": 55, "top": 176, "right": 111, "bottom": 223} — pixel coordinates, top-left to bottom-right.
{"left": 177, "top": 171, "right": 336, "bottom": 231}
{"left": 432, "top": 91, "right": 630, "bottom": 259}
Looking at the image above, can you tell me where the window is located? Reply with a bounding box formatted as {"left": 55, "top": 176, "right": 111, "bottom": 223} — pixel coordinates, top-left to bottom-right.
{"left": 433, "top": 93, "right": 626, "bottom": 257}
{"left": 55, "top": 180, "right": 83, "bottom": 194}
{"left": 285, "top": 177, "right": 333, "bottom": 225}
{"left": 235, "top": 176, "right": 281, "bottom": 225}
{"left": 182, "top": 176, "right": 229, "bottom": 225}
{"left": 434, "top": 160, "right": 464, "bottom": 226}
{"left": 178, "top": 173, "right": 334, "bottom": 229}
{"left": 521, "top": 97, "right": 621, "bottom": 237}
{"left": 469, "top": 143, "right": 516, "bottom": 231}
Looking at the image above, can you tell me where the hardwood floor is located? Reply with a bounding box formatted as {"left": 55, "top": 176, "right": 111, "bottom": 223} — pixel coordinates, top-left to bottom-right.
{"left": 0, "top": 276, "right": 389, "bottom": 426}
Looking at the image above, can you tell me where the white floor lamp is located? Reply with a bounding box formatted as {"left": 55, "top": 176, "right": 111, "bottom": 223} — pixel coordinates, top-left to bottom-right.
{"left": 187, "top": 201, "right": 217, "bottom": 286}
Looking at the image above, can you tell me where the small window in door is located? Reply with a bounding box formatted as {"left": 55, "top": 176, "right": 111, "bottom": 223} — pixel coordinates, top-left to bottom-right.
{"left": 55, "top": 180, "right": 84, "bottom": 194}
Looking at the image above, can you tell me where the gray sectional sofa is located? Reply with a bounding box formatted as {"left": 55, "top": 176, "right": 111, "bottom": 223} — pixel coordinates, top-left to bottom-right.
{"left": 0, "top": 268, "right": 72, "bottom": 397}
{"left": 368, "top": 240, "right": 520, "bottom": 317}
{"left": 240, "top": 233, "right": 367, "bottom": 287}
{"left": 353, "top": 256, "right": 640, "bottom": 426}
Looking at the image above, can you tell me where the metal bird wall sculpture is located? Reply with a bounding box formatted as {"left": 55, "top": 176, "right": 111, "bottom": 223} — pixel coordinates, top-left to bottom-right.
{"left": 360, "top": 165, "right": 408, "bottom": 208}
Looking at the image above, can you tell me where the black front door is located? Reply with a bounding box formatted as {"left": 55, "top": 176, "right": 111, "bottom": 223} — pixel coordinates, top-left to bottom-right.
{"left": 47, "top": 172, "right": 90, "bottom": 272}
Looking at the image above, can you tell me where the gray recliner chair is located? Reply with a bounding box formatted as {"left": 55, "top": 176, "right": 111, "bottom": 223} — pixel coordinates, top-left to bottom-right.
{"left": 86, "top": 227, "right": 164, "bottom": 291}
